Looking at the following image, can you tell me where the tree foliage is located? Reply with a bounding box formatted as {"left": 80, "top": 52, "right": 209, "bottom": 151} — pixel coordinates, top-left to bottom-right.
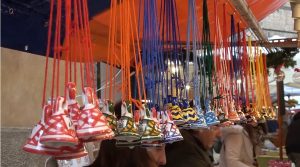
{"left": 266, "top": 47, "right": 299, "bottom": 70}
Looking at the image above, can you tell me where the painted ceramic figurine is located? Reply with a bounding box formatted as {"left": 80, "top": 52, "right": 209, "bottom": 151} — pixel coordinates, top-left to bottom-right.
{"left": 204, "top": 99, "right": 220, "bottom": 126}
{"left": 115, "top": 101, "right": 140, "bottom": 143}
{"left": 40, "top": 96, "right": 78, "bottom": 147}
{"left": 66, "top": 82, "right": 80, "bottom": 127}
{"left": 76, "top": 87, "right": 114, "bottom": 142}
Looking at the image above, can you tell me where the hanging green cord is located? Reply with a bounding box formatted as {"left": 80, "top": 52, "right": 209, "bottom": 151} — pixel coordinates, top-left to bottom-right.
{"left": 202, "top": 0, "right": 214, "bottom": 99}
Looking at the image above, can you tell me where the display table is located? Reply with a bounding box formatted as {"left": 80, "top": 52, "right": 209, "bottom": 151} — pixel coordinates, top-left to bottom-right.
{"left": 257, "top": 149, "right": 292, "bottom": 167}
{"left": 257, "top": 155, "right": 289, "bottom": 167}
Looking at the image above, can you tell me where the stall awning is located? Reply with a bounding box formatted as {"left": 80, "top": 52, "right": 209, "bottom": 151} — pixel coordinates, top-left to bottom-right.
{"left": 90, "top": 0, "right": 288, "bottom": 62}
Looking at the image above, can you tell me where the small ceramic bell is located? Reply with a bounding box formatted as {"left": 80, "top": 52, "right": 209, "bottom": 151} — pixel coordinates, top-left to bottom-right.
{"left": 115, "top": 108, "right": 141, "bottom": 148}
{"left": 250, "top": 107, "right": 262, "bottom": 121}
{"left": 23, "top": 104, "right": 60, "bottom": 155}
{"left": 245, "top": 113, "right": 257, "bottom": 125}
{"left": 40, "top": 96, "right": 78, "bottom": 147}
{"left": 257, "top": 107, "right": 267, "bottom": 123}
{"left": 141, "top": 108, "right": 163, "bottom": 148}
{"left": 190, "top": 99, "right": 208, "bottom": 129}
{"left": 227, "top": 101, "right": 240, "bottom": 122}
{"left": 139, "top": 104, "right": 163, "bottom": 142}
{"left": 115, "top": 101, "right": 140, "bottom": 142}
{"left": 204, "top": 99, "right": 220, "bottom": 126}
{"left": 162, "top": 110, "right": 183, "bottom": 143}
{"left": 180, "top": 99, "right": 200, "bottom": 129}
{"left": 236, "top": 105, "right": 247, "bottom": 123}
{"left": 66, "top": 82, "right": 81, "bottom": 127}
{"left": 100, "top": 99, "right": 117, "bottom": 133}
{"left": 267, "top": 107, "right": 276, "bottom": 119}
{"left": 76, "top": 87, "right": 114, "bottom": 142}
{"left": 217, "top": 108, "right": 233, "bottom": 127}
{"left": 166, "top": 96, "right": 185, "bottom": 125}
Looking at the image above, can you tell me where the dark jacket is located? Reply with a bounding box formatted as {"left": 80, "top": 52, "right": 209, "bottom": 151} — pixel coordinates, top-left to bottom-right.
{"left": 164, "top": 130, "right": 213, "bottom": 167}
{"left": 286, "top": 112, "right": 300, "bottom": 154}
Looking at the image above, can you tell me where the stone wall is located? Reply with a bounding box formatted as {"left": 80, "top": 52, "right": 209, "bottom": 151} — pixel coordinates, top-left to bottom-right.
{"left": 260, "top": 3, "right": 297, "bottom": 39}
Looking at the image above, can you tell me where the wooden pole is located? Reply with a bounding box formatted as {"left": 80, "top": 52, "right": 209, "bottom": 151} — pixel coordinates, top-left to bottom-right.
{"left": 275, "top": 70, "right": 285, "bottom": 160}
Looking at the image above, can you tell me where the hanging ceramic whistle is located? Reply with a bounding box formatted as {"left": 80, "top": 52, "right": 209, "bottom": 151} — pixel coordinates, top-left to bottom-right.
{"left": 66, "top": 82, "right": 80, "bottom": 128}
{"left": 100, "top": 99, "right": 117, "bottom": 133}
{"left": 250, "top": 106, "right": 262, "bottom": 122}
{"left": 217, "top": 107, "right": 226, "bottom": 122}
{"left": 236, "top": 105, "right": 247, "bottom": 123}
{"left": 115, "top": 101, "right": 140, "bottom": 142}
{"left": 139, "top": 104, "right": 163, "bottom": 142}
{"left": 166, "top": 95, "right": 184, "bottom": 125}
{"left": 258, "top": 107, "right": 267, "bottom": 123}
{"left": 180, "top": 99, "right": 199, "bottom": 129}
{"left": 115, "top": 107, "right": 141, "bottom": 148}
{"left": 162, "top": 110, "right": 183, "bottom": 143}
{"left": 23, "top": 100, "right": 88, "bottom": 159}
{"left": 204, "top": 99, "right": 220, "bottom": 126}
{"left": 40, "top": 96, "right": 78, "bottom": 147}
{"left": 191, "top": 98, "right": 208, "bottom": 129}
{"left": 23, "top": 103, "right": 59, "bottom": 155}
{"left": 76, "top": 87, "right": 114, "bottom": 142}
{"left": 228, "top": 101, "right": 240, "bottom": 122}
{"left": 244, "top": 113, "right": 257, "bottom": 125}
{"left": 157, "top": 110, "right": 166, "bottom": 134}
{"left": 267, "top": 107, "right": 276, "bottom": 119}
{"left": 217, "top": 107, "right": 233, "bottom": 127}
{"left": 141, "top": 106, "right": 164, "bottom": 147}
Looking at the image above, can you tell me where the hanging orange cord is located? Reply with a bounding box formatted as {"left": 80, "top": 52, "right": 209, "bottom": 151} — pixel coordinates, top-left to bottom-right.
{"left": 82, "top": 0, "right": 96, "bottom": 91}
{"left": 248, "top": 36, "right": 256, "bottom": 107}
{"left": 242, "top": 30, "right": 250, "bottom": 108}
{"left": 108, "top": 0, "right": 146, "bottom": 110}
{"left": 130, "top": 0, "right": 147, "bottom": 107}
{"left": 262, "top": 54, "right": 272, "bottom": 107}
{"left": 55, "top": 0, "right": 62, "bottom": 98}
{"left": 76, "top": 0, "right": 89, "bottom": 89}
{"left": 105, "top": 0, "right": 117, "bottom": 101}
{"left": 73, "top": 0, "right": 85, "bottom": 91}
{"left": 42, "top": 0, "right": 54, "bottom": 107}
{"left": 64, "top": 0, "right": 71, "bottom": 99}
{"left": 50, "top": 0, "right": 61, "bottom": 106}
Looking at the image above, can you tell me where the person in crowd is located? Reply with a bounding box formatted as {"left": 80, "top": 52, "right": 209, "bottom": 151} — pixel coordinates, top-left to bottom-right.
{"left": 164, "top": 126, "right": 220, "bottom": 167}
{"left": 89, "top": 139, "right": 166, "bottom": 167}
{"left": 218, "top": 115, "right": 265, "bottom": 167}
{"left": 286, "top": 111, "right": 300, "bottom": 167}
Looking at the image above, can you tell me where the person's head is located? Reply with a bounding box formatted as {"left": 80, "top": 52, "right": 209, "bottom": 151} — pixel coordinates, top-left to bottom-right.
{"left": 241, "top": 121, "right": 267, "bottom": 147}
{"left": 191, "top": 126, "right": 220, "bottom": 150}
{"left": 90, "top": 140, "right": 166, "bottom": 167}
{"left": 89, "top": 140, "right": 130, "bottom": 167}
{"left": 133, "top": 145, "right": 166, "bottom": 167}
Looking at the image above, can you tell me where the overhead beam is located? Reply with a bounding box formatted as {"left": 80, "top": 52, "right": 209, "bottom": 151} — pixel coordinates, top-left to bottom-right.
{"left": 252, "top": 38, "right": 299, "bottom": 48}
{"left": 230, "top": 0, "right": 268, "bottom": 43}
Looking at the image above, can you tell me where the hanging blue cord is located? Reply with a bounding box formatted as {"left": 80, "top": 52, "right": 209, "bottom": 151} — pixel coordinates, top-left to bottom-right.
{"left": 141, "top": 0, "right": 165, "bottom": 109}
{"left": 185, "top": 0, "right": 192, "bottom": 100}
{"left": 170, "top": 0, "right": 179, "bottom": 98}
{"left": 231, "top": 15, "right": 239, "bottom": 102}
{"left": 237, "top": 23, "right": 244, "bottom": 103}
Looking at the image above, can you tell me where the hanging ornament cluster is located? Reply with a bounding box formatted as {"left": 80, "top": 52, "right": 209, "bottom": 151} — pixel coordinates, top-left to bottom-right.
{"left": 23, "top": 0, "right": 114, "bottom": 160}
{"left": 212, "top": 1, "right": 275, "bottom": 124}
{"left": 23, "top": 0, "right": 276, "bottom": 158}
